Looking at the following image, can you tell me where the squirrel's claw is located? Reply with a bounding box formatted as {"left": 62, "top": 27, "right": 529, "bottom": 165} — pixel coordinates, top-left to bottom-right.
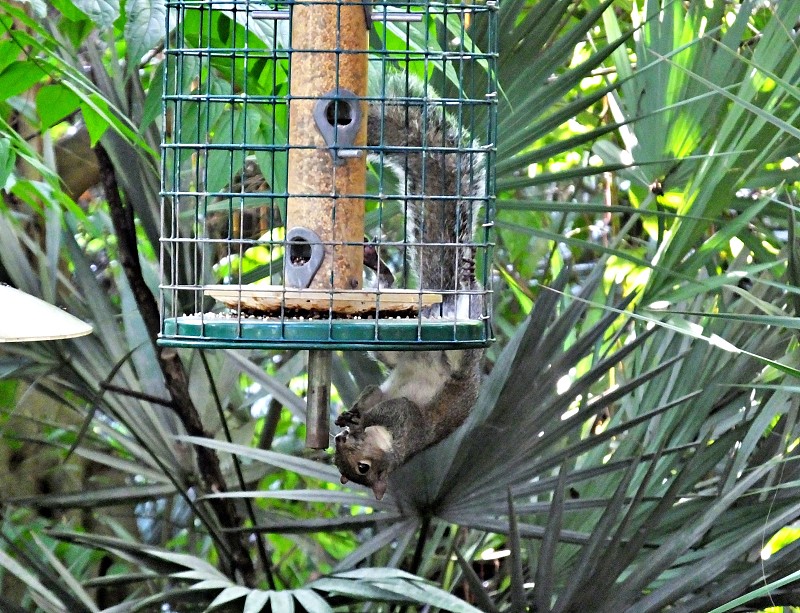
{"left": 363, "top": 240, "right": 395, "bottom": 289}
{"left": 461, "top": 255, "right": 476, "bottom": 277}
{"left": 335, "top": 409, "right": 361, "bottom": 428}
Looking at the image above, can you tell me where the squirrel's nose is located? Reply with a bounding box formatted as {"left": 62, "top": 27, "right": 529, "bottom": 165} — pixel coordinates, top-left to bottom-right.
{"left": 334, "top": 427, "right": 349, "bottom": 443}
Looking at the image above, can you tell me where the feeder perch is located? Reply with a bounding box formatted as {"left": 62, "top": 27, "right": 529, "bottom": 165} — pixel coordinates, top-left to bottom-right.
{"left": 160, "top": 0, "right": 498, "bottom": 449}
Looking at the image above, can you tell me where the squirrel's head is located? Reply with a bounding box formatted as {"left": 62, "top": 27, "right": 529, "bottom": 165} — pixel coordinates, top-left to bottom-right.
{"left": 334, "top": 425, "right": 395, "bottom": 500}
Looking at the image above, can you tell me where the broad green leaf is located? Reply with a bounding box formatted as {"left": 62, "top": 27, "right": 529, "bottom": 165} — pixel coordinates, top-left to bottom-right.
{"left": 80, "top": 96, "right": 112, "bottom": 145}
{"left": 36, "top": 84, "right": 81, "bottom": 129}
{"left": 71, "top": 0, "right": 119, "bottom": 28}
{"left": 125, "top": 0, "right": 166, "bottom": 69}
{"left": 205, "top": 106, "right": 252, "bottom": 194}
{"left": 48, "top": 0, "right": 90, "bottom": 22}
{"left": 0, "top": 61, "right": 47, "bottom": 101}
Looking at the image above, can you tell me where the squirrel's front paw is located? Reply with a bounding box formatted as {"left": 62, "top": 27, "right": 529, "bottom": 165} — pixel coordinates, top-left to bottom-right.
{"left": 335, "top": 408, "right": 361, "bottom": 428}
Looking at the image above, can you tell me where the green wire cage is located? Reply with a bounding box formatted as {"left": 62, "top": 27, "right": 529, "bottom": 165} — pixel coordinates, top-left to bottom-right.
{"left": 159, "top": 0, "right": 498, "bottom": 352}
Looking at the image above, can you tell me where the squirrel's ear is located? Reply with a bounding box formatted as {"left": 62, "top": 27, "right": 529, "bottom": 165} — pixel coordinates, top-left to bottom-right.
{"left": 372, "top": 476, "right": 388, "bottom": 500}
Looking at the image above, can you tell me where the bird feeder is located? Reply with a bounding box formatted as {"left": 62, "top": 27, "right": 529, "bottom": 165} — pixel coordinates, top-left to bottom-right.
{"left": 160, "top": 0, "right": 498, "bottom": 447}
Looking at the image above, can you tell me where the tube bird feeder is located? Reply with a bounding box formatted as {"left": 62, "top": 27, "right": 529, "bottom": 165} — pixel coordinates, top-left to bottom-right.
{"left": 160, "top": 0, "right": 498, "bottom": 448}
{"left": 283, "top": 0, "right": 368, "bottom": 447}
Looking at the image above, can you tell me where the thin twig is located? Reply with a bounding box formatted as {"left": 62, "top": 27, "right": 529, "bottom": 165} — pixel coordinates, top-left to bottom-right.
{"left": 258, "top": 399, "right": 283, "bottom": 450}
{"left": 100, "top": 382, "right": 174, "bottom": 407}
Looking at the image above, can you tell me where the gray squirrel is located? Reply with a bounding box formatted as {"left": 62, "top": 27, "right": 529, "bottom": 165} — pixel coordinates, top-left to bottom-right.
{"left": 333, "top": 73, "right": 486, "bottom": 500}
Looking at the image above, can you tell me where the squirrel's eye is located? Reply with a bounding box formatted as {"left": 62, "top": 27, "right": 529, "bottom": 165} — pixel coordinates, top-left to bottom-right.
{"left": 357, "top": 462, "right": 370, "bottom": 474}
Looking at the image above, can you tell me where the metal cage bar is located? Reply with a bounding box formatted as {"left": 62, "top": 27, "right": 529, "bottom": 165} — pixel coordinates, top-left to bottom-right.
{"left": 159, "top": 0, "right": 498, "bottom": 350}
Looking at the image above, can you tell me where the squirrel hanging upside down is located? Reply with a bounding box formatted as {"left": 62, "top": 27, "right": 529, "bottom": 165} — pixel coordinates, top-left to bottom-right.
{"left": 333, "top": 74, "right": 486, "bottom": 500}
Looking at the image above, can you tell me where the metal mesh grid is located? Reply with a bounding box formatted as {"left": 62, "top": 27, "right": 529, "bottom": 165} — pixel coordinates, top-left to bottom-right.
{"left": 160, "top": 0, "right": 497, "bottom": 349}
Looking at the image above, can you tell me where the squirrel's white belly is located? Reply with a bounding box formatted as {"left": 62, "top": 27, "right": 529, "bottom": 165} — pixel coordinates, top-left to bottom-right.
{"left": 379, "top": 350, "right": 464, "bottom": 407}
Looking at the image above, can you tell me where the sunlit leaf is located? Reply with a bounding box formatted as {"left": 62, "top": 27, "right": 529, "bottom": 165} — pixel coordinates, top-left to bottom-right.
{"left": 125, "top": 0, "right": 166, "bottom": 68}
{"left": 71, "top": 0, "right": 119, "bottom": 28}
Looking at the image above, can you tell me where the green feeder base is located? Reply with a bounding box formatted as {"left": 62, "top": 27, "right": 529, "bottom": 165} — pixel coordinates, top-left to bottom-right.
{"left": 159, "top": 314, "right": 492, "bottom": 351}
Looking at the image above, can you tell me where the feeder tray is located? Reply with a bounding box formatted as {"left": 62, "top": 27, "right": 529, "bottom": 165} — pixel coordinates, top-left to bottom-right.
{"left": 162, "top": 285, "right": 488, "bottom": 350}
{"left": 204, "top": 284, "right": 441, "bottom": 316}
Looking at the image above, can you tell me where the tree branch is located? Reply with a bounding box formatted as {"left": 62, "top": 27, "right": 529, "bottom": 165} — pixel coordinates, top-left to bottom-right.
{"left": 94, "top": 142, "right": 256, "bottom": 586}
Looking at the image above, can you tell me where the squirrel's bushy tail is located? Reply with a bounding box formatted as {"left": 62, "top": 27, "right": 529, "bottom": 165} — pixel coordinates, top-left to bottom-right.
{"left": 366, "top": 72, "right": 485, "bottom": 318}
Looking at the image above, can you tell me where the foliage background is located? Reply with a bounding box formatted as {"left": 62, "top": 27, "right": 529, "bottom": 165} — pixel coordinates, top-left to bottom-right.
{"left": 1, "top": 0, "right": 800, "bottom": 611}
